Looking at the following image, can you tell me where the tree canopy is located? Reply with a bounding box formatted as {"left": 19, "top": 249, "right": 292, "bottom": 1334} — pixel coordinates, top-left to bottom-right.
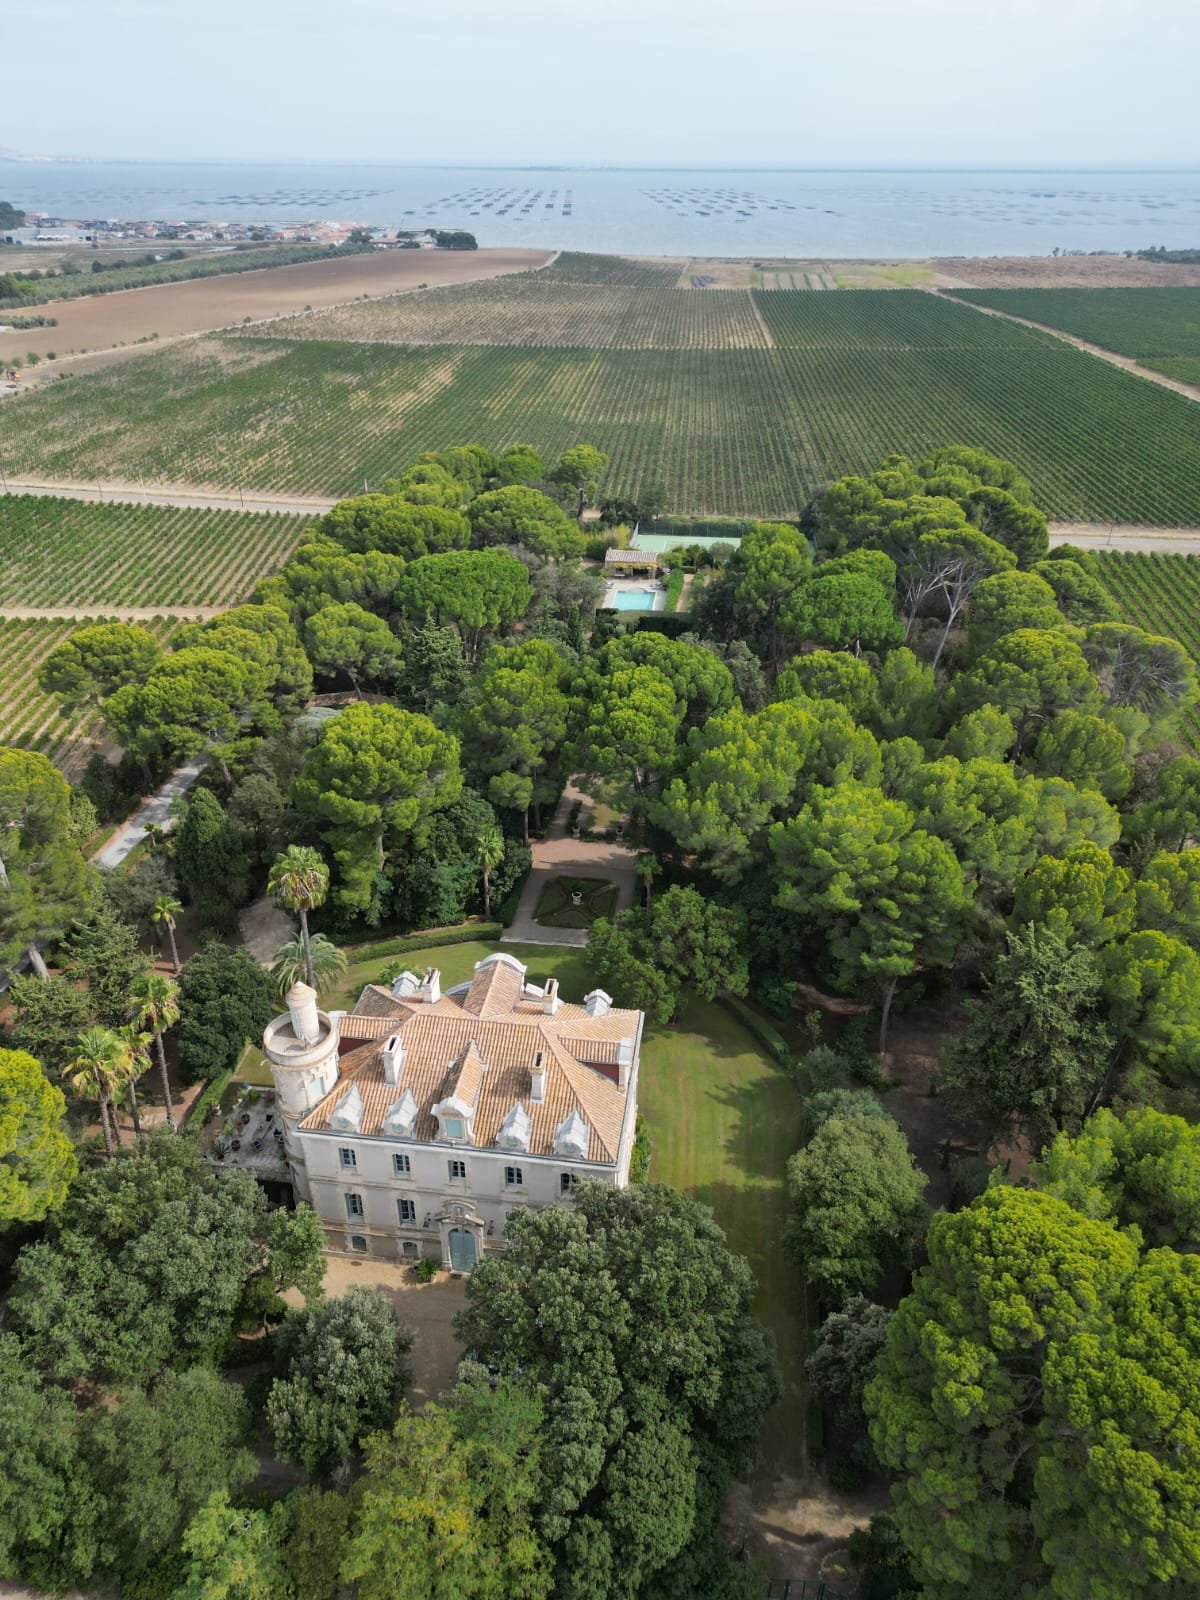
{"left": 8, "top": 1133, "right": 323, "bottom": 1385}
{"left": 0, "top": 1048, "right": 76, "bottom": 1226}
{"left": 294, "top": 702, "right": 462, "bottom": 914}
{"left": 455, "top": 1183, "right": 778, "bottom": 1599}
{"left": 868, "top": 1186, "right": 1200, "bottom": 1600}
{"left": 786, "top": 1112, "right": 928, "bottom": 1304}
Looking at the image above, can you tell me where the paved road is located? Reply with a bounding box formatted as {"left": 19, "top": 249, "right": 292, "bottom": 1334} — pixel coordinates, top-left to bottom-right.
{"left": 1052, "top": 526, "right": 1200, "bottom": 554}
{"left": 92, "top": 756, "right": 207, "bottom": 870}
{"left": 2, "top": 478, "right": 334, "bottom": 516}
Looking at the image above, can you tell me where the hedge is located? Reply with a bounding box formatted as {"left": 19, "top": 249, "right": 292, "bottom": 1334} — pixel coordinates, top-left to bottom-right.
{"left": 341, "top": 921, "right": 503, "bottom": 961}
{"left": 184, "top": 1066, "right": 236, "bottom": 1133}
{"left": 721, "top": 996, "right": 794, "bottom": 1069}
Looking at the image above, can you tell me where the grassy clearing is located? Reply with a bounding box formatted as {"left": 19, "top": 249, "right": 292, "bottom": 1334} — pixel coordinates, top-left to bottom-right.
{"left": 0, "top": 495, "right": 309, "bottom": 607}
{"left": 292, "top": 936, "right": 807, "bottom": 1471}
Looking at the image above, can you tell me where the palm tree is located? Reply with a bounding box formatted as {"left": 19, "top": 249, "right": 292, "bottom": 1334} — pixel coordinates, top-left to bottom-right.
{"left": 152, "top": 895, "right": 183, "bottom": 973}
{"left": 271, "top": 934, "right": 347, "bottom": 999}
{"left": 130, "top": 970, "right": 181, "bottom": 1132}
{"left": 118, "top": 1028, "right": 152, "bottom": 1138}
{"left": 636, "top": 853, "right": 660, "bottom": 909}
{"left": 474, "top": 825, "right": 506, "bottom": 920}
{"left": 66, "top": 1026, "right": 131, "bottom": 1157}
{"left": 267, "top": 846, "right": 330, "bottom": 990}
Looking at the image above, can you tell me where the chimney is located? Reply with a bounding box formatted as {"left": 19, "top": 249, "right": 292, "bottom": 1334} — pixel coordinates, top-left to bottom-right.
{"left": 382, "top": 1034, "right": 405, "bottom": 1086}
{"left": 543, "top": 978, "right": 560, "bottom": 1016}
{"left": 530, "top": 1050, "right": 546, "bottom": 1104}
{"left": 391, "top": 969, "right": 421, "bottom": 1000}
{"left": 617, "top": 1037, "right": 634, "bottom": 1089}
{"left": 286, "top": 982, "right": 320, "bottom": 1046}
{"left": 420, "top": 966, "right": 441, "bottom": 1005}
{"left": 584, "top": 988, "right": 612, "bottom": 1018}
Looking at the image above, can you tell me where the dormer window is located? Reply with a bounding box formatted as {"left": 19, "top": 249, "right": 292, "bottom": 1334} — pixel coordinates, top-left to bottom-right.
{"left": 443, "top": 1116, "right": 464, "bottom": 1140}
{"left": 496, "top": 1101, "right": 531, "bottom": 1152}
{"left": 554, "top": 1109, "right": 590, "bottom": 1161}
{"left": 382, "top": 1088, "right": 418, "bottom": 1139}
{"left": 329, "top": 1084, "right": 363, "bottom": 1133}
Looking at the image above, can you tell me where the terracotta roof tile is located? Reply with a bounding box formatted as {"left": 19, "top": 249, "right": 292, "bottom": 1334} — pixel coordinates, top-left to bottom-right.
{"left": 299, "top": 958, "right": 640, "bottom": 1165}
{"left": 441, "top": 1041, "right": 487, "bottom": 1108}
{"left": 462, "top": 957, "right": 525, "bottom": 1019}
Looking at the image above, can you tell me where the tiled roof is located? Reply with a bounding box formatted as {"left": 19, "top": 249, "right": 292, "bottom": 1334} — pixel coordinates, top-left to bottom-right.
{"left": 441, "top": 1041, "right": 487, "bottom": 1108}
{"left": 462, "top": 956, "right": 525, "bottom": 1019}
{"left": 299, "top": 958, "right": 640, "bottom": 1164}
{"left": 604, "top": 547, "right": 659, "bottom": 566}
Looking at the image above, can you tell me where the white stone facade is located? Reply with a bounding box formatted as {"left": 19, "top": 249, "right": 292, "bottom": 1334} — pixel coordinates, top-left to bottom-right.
{"left": 261, "top": 956, "right": 643, "bottom": 1271}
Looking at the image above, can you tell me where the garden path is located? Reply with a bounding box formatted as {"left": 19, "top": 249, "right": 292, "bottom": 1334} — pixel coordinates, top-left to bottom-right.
{"left": 502, "top": 781, "right": 639, "bottom": 948}
{"left": 92, "top": 755, "right": 206, "bottom": 869}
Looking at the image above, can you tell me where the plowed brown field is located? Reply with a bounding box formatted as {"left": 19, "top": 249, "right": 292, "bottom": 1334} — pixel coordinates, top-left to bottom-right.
{"left": 0, "top": 246, "right": 553, "bottom": 367}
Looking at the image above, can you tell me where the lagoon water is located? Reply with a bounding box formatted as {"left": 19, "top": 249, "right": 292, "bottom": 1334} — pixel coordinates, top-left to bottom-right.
{"left": 6, "top": 160, "right": 1200, "bottom": 259}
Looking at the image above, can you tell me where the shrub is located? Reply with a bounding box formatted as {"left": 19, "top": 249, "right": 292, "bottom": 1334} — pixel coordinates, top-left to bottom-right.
{"left": 949, "top": 1155, "right": 997, "bottom": 1211}
{"left": 755, "top": 972, "right": 796, "bottom": 1020}
{"left": 792, "top": 1044, "right": 850, "bottom": 1096}
{"left": 722, "top": 996, "right": 793, "bottom": 1069}
{"left": 630, "top": 1115, "right": 652, "bottom": 1182}
{"left": 841, "top": 1013, "right": 886, "bottom": 1088}
{"left": 354, "top": 921, "right": 503, "bottom": 970}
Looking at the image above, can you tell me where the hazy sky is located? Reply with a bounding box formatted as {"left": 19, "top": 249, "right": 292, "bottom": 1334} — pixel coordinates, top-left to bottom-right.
{"left": 5, "top": 0, "right": 1197, "bottom": 166}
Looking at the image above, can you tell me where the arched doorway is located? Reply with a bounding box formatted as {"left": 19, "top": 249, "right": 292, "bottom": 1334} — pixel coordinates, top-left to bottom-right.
{"left": 447, "top": 1226, "right": 478, "bottom": 1272}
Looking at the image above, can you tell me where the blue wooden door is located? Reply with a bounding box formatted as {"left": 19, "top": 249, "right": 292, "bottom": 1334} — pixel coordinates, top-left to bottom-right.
{"left": 448, "top": 1227, "right": 477, "bottom": 1271}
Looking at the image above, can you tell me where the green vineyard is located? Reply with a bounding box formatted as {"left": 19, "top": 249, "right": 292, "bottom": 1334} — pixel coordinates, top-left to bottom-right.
{"left": 0, "top": 615, "right": 178, "bottom": 777}
{"left": 954, "top": 286, "right": 1200, "bottom": 359}
{"left": 0, "top": 495, "right": 310, "bottom": 607}
{"left": 265, "top": 272, "right": 771, "bottom": 349}
{"left": 4, "top": 276, "right": 1200, "bottom": 520}
{"left": 1093, "top": 550, "right": 1200, "bottom": 750}
{"left": 1145, "top": 356, "right": 1200, "bottom": 387}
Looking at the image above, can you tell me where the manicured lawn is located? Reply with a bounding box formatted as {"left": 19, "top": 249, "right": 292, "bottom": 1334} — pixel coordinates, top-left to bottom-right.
{"left": 262, "top": 936, "right": 808, "bottom": 1472}
{"left": 637, "top": 996, "right": 808, "bottom": 1474}
{"left": 533, "top": 874, "right": 620, "bottom": 929}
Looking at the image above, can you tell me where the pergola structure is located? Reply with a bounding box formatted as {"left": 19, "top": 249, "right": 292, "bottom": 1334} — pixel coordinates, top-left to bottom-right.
{"left": 603, "top": 547, "right": 660, "bottom": 576}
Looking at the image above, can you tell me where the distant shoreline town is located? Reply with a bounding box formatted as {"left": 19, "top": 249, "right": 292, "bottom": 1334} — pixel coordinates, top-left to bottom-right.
{"left": 4, "top": 213, "right": 469, "bottom": 249}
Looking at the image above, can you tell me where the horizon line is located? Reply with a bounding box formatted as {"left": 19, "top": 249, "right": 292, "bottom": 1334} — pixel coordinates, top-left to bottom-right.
{"left": 5, "top": 155, "right": 1200, "bottom": 174}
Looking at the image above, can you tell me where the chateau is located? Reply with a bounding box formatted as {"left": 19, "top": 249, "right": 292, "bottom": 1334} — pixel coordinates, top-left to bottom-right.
{"left": 262, "top": 952, "right": 644, "bottom": 1270}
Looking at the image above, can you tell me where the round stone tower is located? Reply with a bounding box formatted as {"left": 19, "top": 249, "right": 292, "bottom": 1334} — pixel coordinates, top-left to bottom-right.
{"left": 262, "top": 982, "right": 340, "bottom": 1203}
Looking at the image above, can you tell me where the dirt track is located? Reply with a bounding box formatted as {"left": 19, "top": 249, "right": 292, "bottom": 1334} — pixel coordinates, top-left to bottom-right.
{"left": 931, "top": 288, "right": 1200, "bottom": 406}
{"left": 0, "top": 246, "right": 553, "bottom": 367}
{"left": 5, "top": 479, "right": 1200, "bottom": 553}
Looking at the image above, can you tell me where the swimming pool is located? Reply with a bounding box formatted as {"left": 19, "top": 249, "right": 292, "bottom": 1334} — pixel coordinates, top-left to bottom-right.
{"left": 608, "top": 587, "right": 659, "bottom": 611}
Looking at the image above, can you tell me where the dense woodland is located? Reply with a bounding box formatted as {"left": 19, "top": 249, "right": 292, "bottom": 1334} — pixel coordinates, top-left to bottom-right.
{"left": 4, "top": 437, "right": 1200, "bottom": 1597}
